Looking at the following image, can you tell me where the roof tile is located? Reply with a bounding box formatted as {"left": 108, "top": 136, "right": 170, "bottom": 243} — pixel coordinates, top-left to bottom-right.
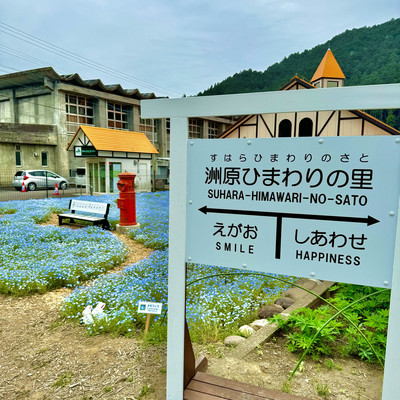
{"left": 311, "top": 49, "right": 346, "bottom": 82}
{"left": 67, "top": 126, "right": 159, "bottom": 154}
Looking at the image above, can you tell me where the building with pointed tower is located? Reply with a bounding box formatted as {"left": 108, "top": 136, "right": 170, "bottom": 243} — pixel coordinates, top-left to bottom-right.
{"left": 220, "top": 49, "right": 399, "bottom": 139}
{"left": 311, "top": 48, "right": 346, "bottom": 88}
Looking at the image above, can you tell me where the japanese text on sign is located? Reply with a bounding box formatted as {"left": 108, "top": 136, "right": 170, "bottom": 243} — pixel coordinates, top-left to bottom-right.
{"left": 186, "top": 137, "right": 400, "bottom": 288}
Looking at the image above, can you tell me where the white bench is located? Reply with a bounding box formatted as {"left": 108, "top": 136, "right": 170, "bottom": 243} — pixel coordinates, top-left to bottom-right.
{"left": 58, "top": 199, "right": 110, "bottom": 230}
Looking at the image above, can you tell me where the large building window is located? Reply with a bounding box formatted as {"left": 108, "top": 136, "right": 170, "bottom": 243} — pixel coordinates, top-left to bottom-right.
{"left": 65, "top": 94, "right": 94, "bottom": 134}
{"left": 299, "top": 118, "right": 313, "bottom": 137}
{"left": 189, "top": 118, "right": 203, "bottom": 139}
{"left": 278, "top": 119, "right": 292, "bottom": 137}
{"left": 140, "top": 118, "right": 158, "bottom": 143}
{"left": 108, "top": 102, "right": 129, "bottom": 130}
{"left": 208, "top": 121, "right": 222, "bottom": 139}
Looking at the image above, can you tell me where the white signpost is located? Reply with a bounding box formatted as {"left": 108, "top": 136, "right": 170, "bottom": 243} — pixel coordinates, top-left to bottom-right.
{"left": 186, "top": 136, "right": 400, "bottom": 288}
{"left": 142, "top": 83, "right": 400, "bottom": 400}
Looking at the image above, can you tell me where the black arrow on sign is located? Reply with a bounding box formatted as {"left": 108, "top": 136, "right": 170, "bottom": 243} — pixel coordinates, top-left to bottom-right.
{"left": 199, "top": 205, "right": 379, "bottom": 259}
{"left": 199, "top": 206, "right": 379, "bottom": 226}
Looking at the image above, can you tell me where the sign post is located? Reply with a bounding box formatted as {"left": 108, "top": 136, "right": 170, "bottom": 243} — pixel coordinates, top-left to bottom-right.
{"left": 185, "top": 136, "right": 400, "bottom": 288}
{"left": 137, "top": 301, "right": 163, "bottom": 334}
{"left": 141, "top": 83, "right": 400, "bottom": 400}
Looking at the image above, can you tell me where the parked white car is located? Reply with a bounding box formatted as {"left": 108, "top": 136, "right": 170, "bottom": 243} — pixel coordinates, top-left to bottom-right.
{"left": 13, "top": 170, "right": 69, "bottom": 191}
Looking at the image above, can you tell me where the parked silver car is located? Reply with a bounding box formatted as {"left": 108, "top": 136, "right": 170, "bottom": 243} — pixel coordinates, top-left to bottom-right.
{"left": 13, "top": 170, "right": 69, "bottom": 191}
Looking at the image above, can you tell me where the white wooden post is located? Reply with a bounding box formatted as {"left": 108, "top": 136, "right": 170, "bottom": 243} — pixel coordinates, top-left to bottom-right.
{"left": 141, "top": 83, "right": 400, "bottom": 400}
{"left": 167, "top": 117, "right": 188, "bottom": 399}
{"left": 382, "top": 201, "right": 400, "bottom": 398}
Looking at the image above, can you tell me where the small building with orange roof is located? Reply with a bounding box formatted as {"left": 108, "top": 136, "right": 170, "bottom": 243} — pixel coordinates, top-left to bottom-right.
{"left": 66, "top": 125, "right": 158, "bottom": 193}
{"left": 220, "top": 49, "right": 399, "bottom": 139}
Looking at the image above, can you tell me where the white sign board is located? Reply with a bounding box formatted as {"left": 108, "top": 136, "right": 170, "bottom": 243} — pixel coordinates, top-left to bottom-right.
{"left": 74, "top": 146, "right": 82, "bottom": 157}
{"left": 137, "top": 301, "right": 163, "bottom": 315}
{"left": 186, "top": 136, "right": 400, "bottom": 288}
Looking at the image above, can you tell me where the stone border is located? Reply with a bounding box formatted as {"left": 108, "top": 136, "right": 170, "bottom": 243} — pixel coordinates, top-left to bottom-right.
{"left": 228, "top": 280, "right": 335, "bottom": 360}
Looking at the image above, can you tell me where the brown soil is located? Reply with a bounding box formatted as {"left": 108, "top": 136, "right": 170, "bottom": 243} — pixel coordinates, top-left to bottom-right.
{"left": 201, "top": 336, "right": 384, "bottom": 400}
{"left": 0, "top": 291, "right": 167, "bottom": 400}
{"left": 0, "top": 217, "right": 384, "bottom": 399}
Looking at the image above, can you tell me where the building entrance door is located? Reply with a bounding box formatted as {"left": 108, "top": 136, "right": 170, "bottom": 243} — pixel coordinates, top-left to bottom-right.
{"left": 109, "top": 162, "right": 122, "bottom": 193}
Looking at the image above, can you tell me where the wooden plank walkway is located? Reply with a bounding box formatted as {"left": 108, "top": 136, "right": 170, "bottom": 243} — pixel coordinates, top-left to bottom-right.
{"left": 184, "top": 372, "right": 311, "bottom": 400}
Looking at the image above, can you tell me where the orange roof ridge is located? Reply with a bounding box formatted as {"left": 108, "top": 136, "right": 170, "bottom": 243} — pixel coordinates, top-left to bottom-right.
{"left": 311, "top": 49, "right": 345, "bottom": 82}
{"left": 66, "top": 126, "right": 158, "bottom": 154}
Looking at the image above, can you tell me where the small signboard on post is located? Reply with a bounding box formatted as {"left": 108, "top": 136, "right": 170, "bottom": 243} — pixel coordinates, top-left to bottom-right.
{"left": 138, "top": 301, "right": 163, "bottom": 334}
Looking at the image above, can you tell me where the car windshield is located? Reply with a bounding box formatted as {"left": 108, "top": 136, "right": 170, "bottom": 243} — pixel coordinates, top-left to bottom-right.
{"left": 14, "top": 171, "right": 25, "bottom": 177}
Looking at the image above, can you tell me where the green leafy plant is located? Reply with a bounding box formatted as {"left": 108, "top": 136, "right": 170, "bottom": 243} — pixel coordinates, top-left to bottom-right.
{"left": 270, "top": 284, "right": 389, "bottom": 382}
{"left": 316, "top": 381, "right": 330, "bottom": 398}
{"left": 138, "top": 383, "right": 155, "bottom": 397}
{"left": 52, "top": 372, "right": 73, "bottom": 387}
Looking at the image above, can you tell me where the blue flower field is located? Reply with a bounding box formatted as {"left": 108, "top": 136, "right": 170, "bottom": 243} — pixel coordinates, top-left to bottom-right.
{"left": 0, "top": 197, "right": 127, "bottom": 295}
{"left": 0, "top": 192, "right": 292, "bottom": 340}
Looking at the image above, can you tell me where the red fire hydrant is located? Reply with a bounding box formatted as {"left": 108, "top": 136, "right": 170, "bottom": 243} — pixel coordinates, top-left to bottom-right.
{"left": 117, "top": 172, "right": 137, "bottom": 226}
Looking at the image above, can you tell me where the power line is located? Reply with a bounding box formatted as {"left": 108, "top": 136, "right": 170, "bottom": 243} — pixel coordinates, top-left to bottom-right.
{"left": 0, "top": 76, "right": 153, "bottom": 120}
{"left": 0, "top": 21, "right": 183, "bottom": 97}
{"left": 0, "top": 22, "right": 179, "bottom": 96}
{"left": 0, "top": 44, "right": 71, "bottom": 75}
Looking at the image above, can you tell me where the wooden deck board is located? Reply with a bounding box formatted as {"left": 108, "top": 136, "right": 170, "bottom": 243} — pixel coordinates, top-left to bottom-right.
{"left": 184, "top": 372, "right": 311, "bottom": 400}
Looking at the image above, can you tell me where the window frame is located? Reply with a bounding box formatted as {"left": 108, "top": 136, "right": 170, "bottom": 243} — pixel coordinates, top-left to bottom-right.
{"left": 140, "top": 117, "right": 158, "bottom": 143}
{"left": 107, "top": 102, "right": 129, "bottom": 130}
{"left": 208, "top": 121, "right": 222, "bottom": 139}
{"left": 41, "top": 151, "right": 48, "bottom": 167}
{"left": 189, "top": 118, "right": 203, "bottom": 139}
{"left": 15, "top": 150, "right": 22, "bottom": 167}
{"left": 65, "top": 94, "right": 94, "bottom": 134}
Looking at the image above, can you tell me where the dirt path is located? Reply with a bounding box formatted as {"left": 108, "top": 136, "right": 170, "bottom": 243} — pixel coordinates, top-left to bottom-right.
{"left": 0, "top": 220, "right": 165, "bottom": 400}
{"left": 0, "top": 291, "right": 166, "bottom": 400}
{"left": 0, "top": 218, "right": 385, "bottom": 399}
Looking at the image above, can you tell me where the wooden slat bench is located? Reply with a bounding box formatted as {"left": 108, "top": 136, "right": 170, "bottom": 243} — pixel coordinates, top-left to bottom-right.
{"left": 58, "top": 199, "right": 110, "bottom": 230}
{"left": 184, "top": 372, "right": 311, "bottom": 400}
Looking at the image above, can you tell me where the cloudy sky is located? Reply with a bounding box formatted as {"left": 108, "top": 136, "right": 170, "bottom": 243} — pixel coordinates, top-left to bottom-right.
{"left": 0, "top": 0, "right": 399, "bottom": 97}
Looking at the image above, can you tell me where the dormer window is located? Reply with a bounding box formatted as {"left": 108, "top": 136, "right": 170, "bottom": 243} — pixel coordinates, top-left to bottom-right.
{"left": 327, "top": 80, "right": 339, "bottom": 88}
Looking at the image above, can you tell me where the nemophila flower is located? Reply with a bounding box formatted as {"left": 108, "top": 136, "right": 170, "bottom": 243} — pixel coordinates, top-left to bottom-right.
{"left": 1, "top": 192, "right": 293, "bottom": 335}
{"left": 0, "top": 195, "right": 127, "bottom": 295}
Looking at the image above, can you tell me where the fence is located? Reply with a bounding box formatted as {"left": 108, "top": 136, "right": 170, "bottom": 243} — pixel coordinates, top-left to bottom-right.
{"left": 0, "top": 169, "right": 92, "bottom": 202}
{"left": 0, "top": 167, "right": 168, "bottom": 202}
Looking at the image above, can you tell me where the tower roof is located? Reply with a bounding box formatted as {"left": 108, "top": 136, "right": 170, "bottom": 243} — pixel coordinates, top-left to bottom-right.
{"left": 311, "top": 49, "right": 345, "bottom": 82}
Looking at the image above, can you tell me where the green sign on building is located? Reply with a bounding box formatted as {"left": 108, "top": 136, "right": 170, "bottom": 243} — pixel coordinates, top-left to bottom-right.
{"left": 74, "top": 146, "right": 98, "bottom": 157}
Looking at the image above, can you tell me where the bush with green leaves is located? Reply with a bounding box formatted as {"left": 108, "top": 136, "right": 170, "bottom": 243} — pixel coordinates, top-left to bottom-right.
{"left": 272, "top": 283, "right": 390, "bottom": 363}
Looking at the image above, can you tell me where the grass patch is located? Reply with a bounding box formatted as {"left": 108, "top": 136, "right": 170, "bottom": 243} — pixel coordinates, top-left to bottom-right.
{"left": 138, "top": 383, "right": 155, "bottom": 397}
{"left": 52, "top": 372, "right": 73, "bottom": 387}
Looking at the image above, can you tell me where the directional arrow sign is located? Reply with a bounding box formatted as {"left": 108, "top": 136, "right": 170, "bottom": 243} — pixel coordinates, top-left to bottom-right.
{"left": 199, "top": 206, "right": 379, "bottom": 226}
{"left": 199, "top": 205, "right": 380, "bottom": 260}
{"left": 186, "top": 136, "right": 400, "bottom": 288}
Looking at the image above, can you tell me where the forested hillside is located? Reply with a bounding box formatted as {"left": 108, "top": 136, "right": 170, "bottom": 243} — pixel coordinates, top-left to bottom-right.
{"left": 199, "top": 18, "right": 400, "bottom": 129}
